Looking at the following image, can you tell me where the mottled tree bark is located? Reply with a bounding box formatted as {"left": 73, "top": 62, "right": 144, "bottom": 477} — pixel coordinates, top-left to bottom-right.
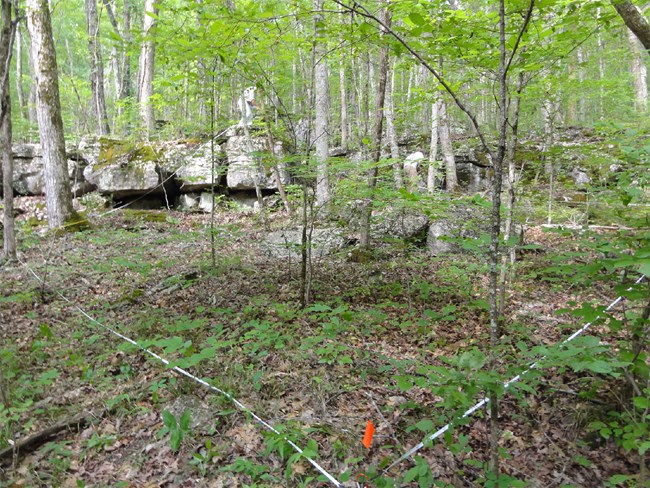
{"left": 427, "top": 99, "right": 440, "bottom": 193}
{"left": 359, "top": 5, "right": 390, "bottom": 249}
{"left": 15, "top": 24, "right": 26, "bottom": 119}
{"left": 138, "top": 0, "right": 157, "bottom": 137}
{"left": 1, "top": 0, "right": 16, "bottom": 260}
{"left": 499, "top": 72, "right": 524, "bottom": 318}
{"left": 1, "top": 91, "right": 15, "bottom": 261}
{"left": 629, "top": 29, "right": 648, "bottom": 112}
{"left": 313, "top": 0, "right": 330, "bottom": 212}
{"left": 438, "top": 100, "right": 458, "bottom": 192}
{"left": 339, "top": 56, "right": 348, "bottom": 151}
{"left": 487, "top": 0, "right": 510, "bottom": 479}
{"left": 385, "top": 64, "right": 403, "bottom": 190}
{"left": 611, "top": 0, "right": 650, "bottom": 53}
{"left": 85, "top": 0, "right": 110, "bottom": 135}
{"left": 26, "top": 0, "right": 76, "bottom": 229}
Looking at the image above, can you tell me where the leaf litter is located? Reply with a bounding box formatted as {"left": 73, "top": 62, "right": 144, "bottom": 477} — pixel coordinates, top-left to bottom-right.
{"left": 0, "top": 199, "right": 643, "bottom": 486}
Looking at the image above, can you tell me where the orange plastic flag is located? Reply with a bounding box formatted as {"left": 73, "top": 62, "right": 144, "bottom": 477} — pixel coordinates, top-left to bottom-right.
{"left": 362, "top": 420, "right": 375, "bottom": 448}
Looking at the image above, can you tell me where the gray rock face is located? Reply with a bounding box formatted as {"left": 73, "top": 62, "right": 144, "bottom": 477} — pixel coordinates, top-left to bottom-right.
{"left": 427, "top": 205, "right": 489, "bottom": 255}
{"left": 84, "top": 159, "right": 167, "bottom": 198}
{"left": 9, "top": 144, "right": 94, "bottom": 197}
{"left": 165, "top": 141, "right": 223, "bottom": 192}
{"left": 77, "top": 136, "right": 100, "bottom": 166}
{"left": 82, "top": 138, "right": 182, "bottom": 198}
{"left": 457, "top": 162, "right": 486, "bottom": 192}
{"left": 12, "top": 143, "right": 39, "bottom": 159}
{"left": 178, "top": 193, "right": 200, "bottom": 211}
{"left": 12, "top": 153, "right": 44, "bottom": 195}
{"left": 198, "top": 192, "right": 217, "bottom": 212}
{"left": 165, "top": 395, "right": 214, "bottom": 432}
{"left": 373, "top": 206, "right": 429, "bottom": 239}
{"left": 226, "top": 136, "right": 289, "bottom": 190}
{"left": 343, "top": 201, "right": 429, "bottom": 240}
{"left": 68, "top": 157, "right": 95, "bottom": 197}
{"left": 262, "top": 228, "right": 347, "bottom": 259}
{"left": 572, "top": 167, "right": 591, "bottom": 187}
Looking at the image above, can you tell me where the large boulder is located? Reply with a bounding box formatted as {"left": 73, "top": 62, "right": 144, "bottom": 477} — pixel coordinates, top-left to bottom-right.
{"left": 12, "top": 146, "right": 43, "bottom": 195}
{"left": 9, "top": 143, "right": 94, "bottom": 197}
{"left": 456, "top": 162, "right": 486, "bottom": 192}
{"left": 343, "top": 201, "right": 429, "bottom": 240}
{"left": 373, "top": 206, "right": 429, "bottom": 239}
{"left": 225, "top": 136, "right": 289, "bottom": 190}
{"left": 163, "top": 140, "right": 224, "bottom": 192}
{"left": 262, "top": 228, "right": 348, "bottom": 259}
{"left": 426, "top": 204, "right": 489, "bottom": 255}
{"left": 572, "top": 167, "right": 591, "bottom": 187}
{"left": 83, "top": 139, "right": 174, "bottom": 198}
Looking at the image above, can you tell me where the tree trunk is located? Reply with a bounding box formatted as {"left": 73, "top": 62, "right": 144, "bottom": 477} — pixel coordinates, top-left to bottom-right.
{"left": 26, "top": 22, "right": 37, "bottom": 129}
{"left": 577, "top": 48, "right": 586, "bottom": 120}
{"left": 498, "top": 72, "right": 524, "bottom": 318}
{"left": 122, "top": 1, "right": 132, "bottom": 99}
{"left": 26, "top": 0, "right": 77, "bottom": 229}
{"left": 138, "top": 0, "right": 157, "bottom": 138}
{"left": 85, "top": 0, "right": 110, "bottom": 135}
{"left": 611, "top": 0, "right": 650, "bottom": 52}
{"left": 2, "top": 91, "right": 16, "bottom": 262}
{"left": 438, "top": 100, "right": 458, "bottom": 192}
{"left": 339, "top": 55, "right": 348, "bottom": 151}
{"left": 427, "top": 99, "right": 440, "bottom": 193}
{"left": 597, "top": 8, "right": 606, "bottom": 119}
{"left": 1, "top": 0, "right": 16, "bottom": 260}
{"left": 313, "top": 0, "right": 330, "bottom": 213}
{"left": 629, "top": 29, "right": 648, "bottom": 112}
{"left": 359, "top": 6, "right": 390, "bottom": 249}
{"left": 102, "top": 0, "right": 132, "bottom": 130}
{"left": 15, "top": 25, "right": 26, "bottom": 119}
{"left": 349, "top": 56, "right": 360, "bottom": 144}
{"left": 385, "top": 64, "right": 402, "bottom": 189}
{"left": 487, "top": 0, "right": 510, "bottom": 479}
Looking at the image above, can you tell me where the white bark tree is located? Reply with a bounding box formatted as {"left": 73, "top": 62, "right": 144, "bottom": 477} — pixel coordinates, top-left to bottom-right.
{"left": 313, "top": 0, "right": 330, "bottom": 212}
{"left": 339, "top": 50, "right": 348, "bottom": 150}
{"left": 629, "top": 29, "right": 648, "bottom": 112}
{"left": 427, "top": 98, "right": 440, "bottom": 193}
{"left": 103, "top": 0, "right": 133, "bottom": 127}
{"left": 138, "top": 0, "right": 158, "bottom": 137}
{"left": 26, "top": 0, "right": 77, "bottom": 229}
{"left": 359, "top": 5, "right": 390, "bottom": 249}
{"left": 438, "top": 99, "right": 458, "bottom": 192}
{"left": 1, "top": 0, "right": 17, "bottom": 260}
{"left": 384, "top": 65, "right": 404, "bottom": 190}
{"left": 385, "top": 64, "right": 403, "bottom": 189}
{"left": 612, "top": 0, "right": 650, "bottom": 53}
{"left": 15, "top": 24, "right": 26, "bottom": 119}
{"left": 85, "top": 0, "right": 110, "bottom": 135}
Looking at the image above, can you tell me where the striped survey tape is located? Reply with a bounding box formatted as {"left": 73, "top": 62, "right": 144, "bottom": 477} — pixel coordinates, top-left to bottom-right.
{"left": 383, "top": 274, "right": 646, "bottom": 474}
{"left": 20, "top": 258, "right": 345, "bottom": 487}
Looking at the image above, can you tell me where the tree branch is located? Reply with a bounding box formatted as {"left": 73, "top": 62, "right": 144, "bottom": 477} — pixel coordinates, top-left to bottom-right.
{"left": 331, "top": 0, "right": 496, "bottom": 161}
{"left": 611, "top": 0, "right": 650, "bottom": 53}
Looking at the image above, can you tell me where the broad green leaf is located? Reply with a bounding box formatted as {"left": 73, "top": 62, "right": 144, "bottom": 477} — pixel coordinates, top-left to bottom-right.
{"left": 414, "top": 419, "right": 433, "bottom": 432}
{"left": 180, "top": 410, "right": 192, "bottom": 431}
{"left": 408, "top": 12, "right": 426, "bottom": 26}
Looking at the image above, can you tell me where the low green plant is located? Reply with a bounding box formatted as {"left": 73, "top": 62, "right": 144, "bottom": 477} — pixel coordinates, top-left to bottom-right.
{"left": 220, "top": 458, "right": 279, "bottom": 484}
{"left": 158, "top": 409, "right": 192, "bottom": 452}
{"left": 189, "top": 438, "right": 220, "bottom": 476}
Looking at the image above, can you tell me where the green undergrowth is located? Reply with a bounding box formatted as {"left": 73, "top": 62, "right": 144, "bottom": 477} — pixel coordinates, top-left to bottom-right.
{"left": 2, "top": 207, "right": 648, "bottom": 487}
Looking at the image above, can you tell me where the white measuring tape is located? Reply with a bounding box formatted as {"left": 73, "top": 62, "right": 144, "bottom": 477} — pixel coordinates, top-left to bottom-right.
{"left": 20, "top": 259, "right": 344, "bottom": 487}
{"left": 384, "top": 274, "right": 646, "bottom": 474}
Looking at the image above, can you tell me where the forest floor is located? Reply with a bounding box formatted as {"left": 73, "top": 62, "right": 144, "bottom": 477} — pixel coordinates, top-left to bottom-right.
{"left": 0, "top": 197, "right": 646, "bottom": 488}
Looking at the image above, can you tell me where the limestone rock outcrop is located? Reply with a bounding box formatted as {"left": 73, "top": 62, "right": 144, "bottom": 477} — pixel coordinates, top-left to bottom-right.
{"left": 225, "top": 136, "right": 289, "bottom": 190}
{"left": 9, "top": 144, "right": 94, "bottom": 197}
